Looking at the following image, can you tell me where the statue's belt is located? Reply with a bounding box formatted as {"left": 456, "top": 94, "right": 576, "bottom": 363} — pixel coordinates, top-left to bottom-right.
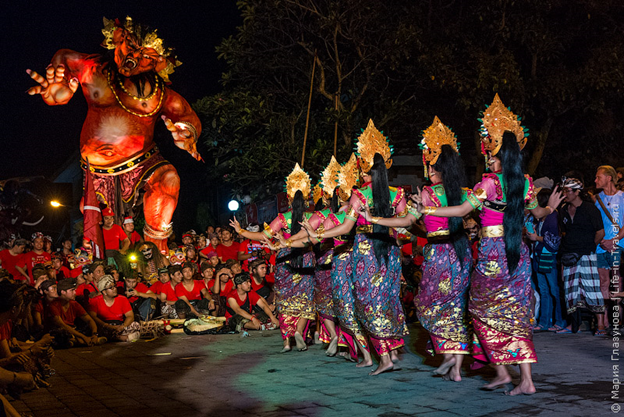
{"left": 81, "top": 146, "right": 159, "bottom": 176}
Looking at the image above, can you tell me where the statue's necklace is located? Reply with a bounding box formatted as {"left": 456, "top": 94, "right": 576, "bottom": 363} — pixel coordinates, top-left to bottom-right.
{"left": 107, "top": 71, "right": 164, "bottom": 118}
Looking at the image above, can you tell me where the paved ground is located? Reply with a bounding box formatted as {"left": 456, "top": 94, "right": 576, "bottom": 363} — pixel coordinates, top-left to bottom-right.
{"left": 7, "top": 323, "right": 618, "bottom": 417}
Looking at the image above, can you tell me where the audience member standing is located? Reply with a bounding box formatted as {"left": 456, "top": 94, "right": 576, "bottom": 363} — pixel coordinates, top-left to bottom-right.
{"left": 216, "top": 227, "right": 240, "bottom": 263}
{"left": 101, "top": 208, "right": 130, "bottom": 268}
{"left": 17, "top": 233, "right": 51, "bottom": 285}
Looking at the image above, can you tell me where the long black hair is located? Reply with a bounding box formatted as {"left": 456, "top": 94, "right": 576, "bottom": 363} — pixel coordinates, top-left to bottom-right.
{"left": 498, "top": 132, "right": 525, "bottom": 274}
{"left": 289, "top": 190, "right": 305, "bottom": 268}
{"left": 370, "top": 153, "right": 394, "bottom": 265}
{"left": 432, "top": 145, "right": 469, "bottom": 265}
{"left": 330, "top": 190, "right": 340, "bottom": 214}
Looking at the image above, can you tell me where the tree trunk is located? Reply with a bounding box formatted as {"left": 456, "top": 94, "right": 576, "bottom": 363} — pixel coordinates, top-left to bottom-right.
{"left": 527, "top": 117, "right": 553, "bottom": 175}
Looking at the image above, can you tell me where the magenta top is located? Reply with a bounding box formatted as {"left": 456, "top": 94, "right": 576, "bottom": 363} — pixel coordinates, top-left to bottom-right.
{"left": 472, "top": 173, "right": 536, "bottom": 227}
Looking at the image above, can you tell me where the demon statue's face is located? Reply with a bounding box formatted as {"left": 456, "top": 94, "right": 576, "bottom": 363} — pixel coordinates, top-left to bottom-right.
{"left": 112, "top": 28, "right": 168, "bottom": 77}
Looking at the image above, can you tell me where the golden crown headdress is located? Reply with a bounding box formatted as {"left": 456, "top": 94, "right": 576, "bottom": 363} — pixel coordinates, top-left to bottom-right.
{"left": 312, "top": 182, "right": 323, "bottom": 205}
{"left": 319, "top": 156, "right": 341, "bottom": 202}
{"left": 101, "top": 16, "right": 182, "bottom": 83}
{"left": 355, "top": 119, "right": 393, "bottom": 173}
{"left": 284, "top": 163, "right": 311, "bottom": 202}
{"left": 420, "top": 116, "right": 459, "bottom": 167}
{"left": 478, "top": 94, "right": 528, "bottom": 156}
{"left": 337, "top": 153, "right": 360, "bottom": 202}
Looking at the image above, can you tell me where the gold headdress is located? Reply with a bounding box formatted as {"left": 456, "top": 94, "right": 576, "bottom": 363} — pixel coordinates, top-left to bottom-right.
{"left": 479, "top": 94, "right": 528, "bottom": 156}
{"left": 284, "top": 163, "right": 311, "bottom": 203}
{"left": 355, "top": 119, "right": 393, "bottom": 173}
{"left": 312, "top": 182, "right": 323, "bottom": 205}
{"left": 319, "top": 156, "right": 341, "bottom": 203}
{"left": 101, "top": 16, "right": 182, "bottom": 82}
{"left": 419, "top": 116, "right": 459, "bottom": 179}
{"left": 337, "top": 153, "right": 360, "bottom": 201}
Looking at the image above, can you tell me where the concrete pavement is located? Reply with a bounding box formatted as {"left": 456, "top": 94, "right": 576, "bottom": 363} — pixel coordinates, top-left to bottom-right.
{"left": 8, "top": 323, "right": 617, "bottom": 416}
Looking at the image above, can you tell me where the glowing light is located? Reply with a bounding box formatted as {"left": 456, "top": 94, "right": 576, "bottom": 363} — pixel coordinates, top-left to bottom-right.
{"left": 129, "top": 254, "right": 137, "bottom": 261}
{"left": 228, "top": 200, "right": 240, "bottom": 211}
{"left": 50, "top": 201, "right": 62, "bottom": 208}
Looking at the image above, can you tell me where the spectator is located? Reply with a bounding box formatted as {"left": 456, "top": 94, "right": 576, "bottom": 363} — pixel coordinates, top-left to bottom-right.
{"left": 76, "top": 262, "right": 104, "bottom": 305}
{"left": 207, "top": 264, "right": 234, "bottom": 317}
{"left": 249, "top": 259, "right": 273, "bottom": 302}
{"left": 16, "top": 233, "right": 51, "bottom": 285}
{"left": 48, "top": 278, "right": 104, "bottom": 347}
{"left": 123, "top": 272, "right": 156, "bottom": 321}
{"left": 174, "top": 262, "right": 213, "bottom": 319}
{"left": 160, "top": 265, "right": 182, "bottom": 318}
{"left": 557, "top": 178, "right": 605, "bottom": 334}
{"left": 88, "top": 275, "right": 140, "bottom": 342}
{"left": 197, "top": 234, "right": 208, "bottom": 251}
{"left": 226, "top": 259, "right": 242, "bottom": 276}
{"left": 52, "top": 253, "right": 70, "bottom": 279}
{"left": 122, "top": 217, "right": 143, "bottom": 246}
{"left": 180, "top": 232, "right": 194, "bottom": 247}
{"left": 200, "top": 233, "right": 220, "bottom": 260}
{"left": 200, "top": 262, "right": 214, "bottom": 289}
{"left": 43, "top": 236, "right": 53, "bottom": 254}
{"left": 136, "top": 242, "right": 170, "bottom": 285}
{"left": 216, "top": 227, "right": 240, "bottom": 263}
{"left": 147, "top": 268, "right": 170, "bottom": 298}
{"left": 527, "top": 189, "right": 564, "bottom": 332}
{"left": 226, "top": 273, "right": 279, "bottom": 331}
{"left": 0, "top": 239, "right": 28, "bottom": 282}
{"left": 101, "top": 207, "right": 130, "bottom": 268}
{"left": 238, "top": 224, "right": 271, "bottom": 271}
{"left": 184, "top": 245, "right": 200, "bottom": 271}
{"left": 594, "top": 165, "right": 624, "bottom": 335}
{"left": 60, "top": 239, "right": 73, "bottom": 268}
{"left": 34, "top": 279, "right": 57, "bottom": 332}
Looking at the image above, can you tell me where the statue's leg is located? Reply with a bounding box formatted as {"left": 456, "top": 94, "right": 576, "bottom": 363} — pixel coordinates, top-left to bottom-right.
{"left": 143, "top": 164, "right": 180, "bottom": 253}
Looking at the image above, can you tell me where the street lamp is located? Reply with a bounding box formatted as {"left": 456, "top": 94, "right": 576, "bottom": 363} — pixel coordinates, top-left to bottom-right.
{"left": 228, "top": 200, "right": 240, "bottom": 212}
{"left": 50, "top": 200, "right": 63, "bottom": 208}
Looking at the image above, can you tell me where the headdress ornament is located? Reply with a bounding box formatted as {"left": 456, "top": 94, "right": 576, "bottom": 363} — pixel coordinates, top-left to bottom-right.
{"left": 101, "top": 16, "right": 182, "bottom": 83}
{"left": 337, "top": 153, "right": 360, "bottom": 201}
{"left": 355, "top": 119, "right": 393, "bottom": 173}
{"left": 284, "top": 163, "right": 312, "bottom": 202}
{"left": 419, "top": 116, "right": 459, "bottom": 179}
{"left": 478, "top": 94, "right": 528, "bottom": 156}
{"left": 312, "top": 182, "right": 323, "bottom": 205}
{"left": 319, "top": 156, "right": 341, "bottom": 203}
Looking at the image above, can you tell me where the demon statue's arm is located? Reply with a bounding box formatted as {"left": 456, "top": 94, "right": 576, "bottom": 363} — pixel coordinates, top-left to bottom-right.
{"left": 161, "top": 89, "right": 202, "bottom": 161}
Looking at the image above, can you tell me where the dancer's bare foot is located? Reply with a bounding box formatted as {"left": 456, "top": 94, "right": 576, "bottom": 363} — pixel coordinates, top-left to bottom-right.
{"left": 442, "top": 366, "right": 462, "bottom": 382}
{"left": 369, "top": 361, "right": 394, "bottom": 376}
{"left": 433, "top": 356, "right": 456, "bottom": 375}
{"left": 504, "top": 380, "right": 536, "bottom": 396}
{"left": 326, "top": 337, "right": 338, "bottom": 356}
{"left": 390, "top": 349, "right": 400, "bottom": 363}
{"left": 356, "top": 358, "right": 373, "bottom": 367}
{"left": 294, "top": 332, "right": 307, "bottom": 351}
{"left": 481, "top": 375, "right": 512, "bottom": 390}
{"left": 280, "top": 346, "right": 291, "bottom": 353}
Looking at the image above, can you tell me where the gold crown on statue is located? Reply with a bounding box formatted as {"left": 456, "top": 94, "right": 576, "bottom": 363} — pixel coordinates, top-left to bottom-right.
{"left": 479, "top": 94, "right": 528, "bottom": 156}
{"left": 319, "top": 156, "right": 341, "bottom": 202}
{"left": 284, "top": 163, "right": 311, "bottom": 202}
{"left": 337, "top": 153, "right": 360, "bottom": 201}
{"left": 101, "top": 16, "right": 182, "bottom": 82}
{"left": 355, "top": 119, "right": 393, "bottom": 173}
{"left": 312, "top": 182, "right": 323, "bottom": 205}
{"left": 420, "top": 116, "right": 459, "bottom": 166}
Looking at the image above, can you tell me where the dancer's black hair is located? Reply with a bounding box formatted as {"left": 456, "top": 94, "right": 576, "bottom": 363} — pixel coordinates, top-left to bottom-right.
{"left": 314, "top": 197, "right": 324, "bottom": 211}
{"left": 432, "top": 145, "right": 468, "bottom": 266}
{"left": 370, "top": 153, "right": 394, "bottom": 265}
{"left": 330, "top": 190, "right": 340, "bottom": 214}
{"left": 289, "top": 190, "right": 305, "bottom": 268}
{"left": 498, "top": 132, "right": 525, "bottom": 274}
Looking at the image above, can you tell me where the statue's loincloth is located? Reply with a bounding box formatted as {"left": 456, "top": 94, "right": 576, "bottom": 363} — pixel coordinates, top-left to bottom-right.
{"left": 81, "top": 145, "right": 169, "bottom": 217}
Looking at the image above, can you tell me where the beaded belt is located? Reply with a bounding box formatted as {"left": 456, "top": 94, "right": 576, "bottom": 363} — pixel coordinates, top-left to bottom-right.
{"left": 81, "top": 146, "right": 159, "bottom": 176}
{"left": 427, "top": 230, "right": 450, "bottom": 238}
{"left": 356, "top": 225, "right": 373, "bottom": 234}
{"left": 482, "top": 225, "right": 504, "bottom": 237}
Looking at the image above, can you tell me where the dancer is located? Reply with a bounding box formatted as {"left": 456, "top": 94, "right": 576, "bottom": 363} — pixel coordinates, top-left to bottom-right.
{"left": 361, "top": 117, "right": 472, "bottom": 382}
{"left": 231, "top": 164, "right": 315, "bottom": 353}
{"left": 290, "top": 120, "right": 408, "bottom": 375}
{"left": 413, "top": 95, "right": 563, "bottom": 395}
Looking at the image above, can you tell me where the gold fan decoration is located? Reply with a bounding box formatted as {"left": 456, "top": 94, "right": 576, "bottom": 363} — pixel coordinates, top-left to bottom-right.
{"left": 479, "top": 94, "right": 528, "bottom": 156}
{"left": 420, "top": 116, "right": 459, "bottom": 167}
{"left": 312, "top": 182, "right": 323, "bottom": 205}
{"left": 355, "top": 119, "right": 393, "bottom": 173}
{"left": 319, "top": 156, "right": 341, "bottom": 202}
{"left": 337, "top": 153, "right": 360, "bottom": 201}
{"left": 285, "top": 163, "right": 312, "bottom": 202}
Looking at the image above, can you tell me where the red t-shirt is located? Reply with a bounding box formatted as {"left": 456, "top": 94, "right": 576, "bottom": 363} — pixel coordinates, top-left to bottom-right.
{"left": 0, "top": 249, "right": 27, "bottom": 281}
{"left": 175, "top": 280, "right": 205, "bottom": 301}
{"left": 102, "top": 224, "right": 126, "bottom": 251}
{"left": 48, "top": 299, "right": 87, "bottom": 327}
{"left": 200, "top": 244, "right": 218, "bottom": 257}
{"left": 238, "top": 240, "right": 270, "bottom": 271}
{"left": 126, "top": 282, "right": 149, "bottom": 303}
{"left": 207, "top": 279, "right": 233, "bottom": 296}
{"left": 55, "top": 266, "right": 71, "bottom": 279}
{"left": 0, "top": 321, "right": 12, "bottom": 341}
{"left": 23, "top": 250, "right": 52, "bottom": 283}
{"left": 161, "top": 282, "right": 178, "bottom": 302}
{"left": 89, "top": 295, "right": 132, "bottom": 322}
{"left": 225, "top": 289, "right": 261, "bottom": 319}
{"left": 216, "top": 242, "right": 241, "bottom": 262}
{"left": 128, "top": 231, "right": 142, "bottom": 244}
{"left": 149, "top": 280, "right": 164, "bottom": 295}
{"left": 76, "top": 282, "right": 98, "bottom": 298}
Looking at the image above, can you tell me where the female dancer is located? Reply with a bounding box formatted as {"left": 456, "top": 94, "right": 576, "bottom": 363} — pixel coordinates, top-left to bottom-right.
{"left": 231, "top": 164, "right": 315, "bottom": 353}
{"left": 291, "top": 120, "right": 408, "bottom": 375}
{"left": 413, "top": 95, "right": 563, "bottom": 395}
{"left": 361, "top": 117, "right": 472, "bottom": 382}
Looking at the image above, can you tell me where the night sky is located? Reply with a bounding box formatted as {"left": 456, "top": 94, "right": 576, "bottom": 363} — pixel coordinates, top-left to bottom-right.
{"left": 0, "top": 0, "right": 241, "bottom": 180}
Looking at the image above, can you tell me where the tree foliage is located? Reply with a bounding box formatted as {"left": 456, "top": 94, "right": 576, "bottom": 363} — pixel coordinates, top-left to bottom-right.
{"left": 195, "top": 0, "right": 624, "bottom": 196}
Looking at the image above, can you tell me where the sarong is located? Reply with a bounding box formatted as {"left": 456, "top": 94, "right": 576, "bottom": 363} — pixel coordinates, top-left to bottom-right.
{"left": 352, "top": 233, "right": 407, "bottom": 356}
{"left": 315, "top": 247, "right": 335, "bottom": 343}
{"left": 470, "top": 237, "right": 537, "bottom": 365}
{"left": 562, "top": 253, "right": 605, "bottom": 314}
{"left": 415, "top": 242, "right": 472, "bottom": 355}
{"left": 274, "top": 247, "right": 315, "bottom": 339}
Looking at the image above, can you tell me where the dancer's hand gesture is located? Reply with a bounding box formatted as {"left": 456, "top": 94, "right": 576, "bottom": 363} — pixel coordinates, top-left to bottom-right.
{"left": 229, "top": 217, "right": 242, "bottom": 234}
{"left": 410, "top": 188, "right": 425, "bottom": 213}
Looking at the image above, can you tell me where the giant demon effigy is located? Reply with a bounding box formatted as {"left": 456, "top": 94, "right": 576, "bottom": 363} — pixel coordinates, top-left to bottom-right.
{"left": 27, "top": 17, "right": 202, "bottom": 253}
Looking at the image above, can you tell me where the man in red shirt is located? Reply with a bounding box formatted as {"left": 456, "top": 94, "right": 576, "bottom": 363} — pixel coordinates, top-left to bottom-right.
{"left": 226, "top": 273, "right": 278, "bottom": 332}
{"left": 88, "top": 275, "right": 140, "bottom": 341}
{"left": 216, "top": 227, "right": 240, "bottom": 263}
{"left": 0, "top": 239, "right": 29, "bottom": 282}
{"left": 52, "top": 253, "right": 71, "bottom": 280}
{"left": 101, "top": 207, "right": 130, "bottom": 268}
{"left": 48, "top": 278, "right": 104, "bottom": 347}
{"left": 124, "top": 272, "right": 156, "bottom": 321}
{"left": 174, "top": 262, "right": 213, "bottom": 319}
{"left": 16, "top": 233, "right": 51, "bottom": 285}
{"left": 160, "top": 265, "right": 182, "bottom": 318}
{"left": 122, "top": 217, "right": 143, "bottom": 246}
{"left": 237, "top": 224, "right": 271, "bottom": 271}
